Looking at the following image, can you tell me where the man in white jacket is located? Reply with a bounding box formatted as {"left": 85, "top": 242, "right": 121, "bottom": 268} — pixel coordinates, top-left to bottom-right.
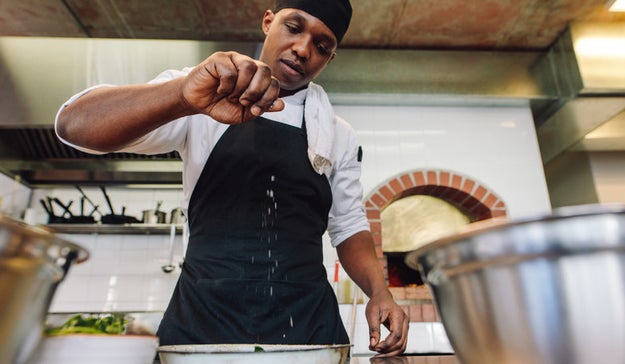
{"left": 56, "top": 0, "right": 408, "bottom": 356}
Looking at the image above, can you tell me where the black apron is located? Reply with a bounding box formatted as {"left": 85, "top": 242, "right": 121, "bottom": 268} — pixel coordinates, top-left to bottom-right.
{"left": 157, "top": 116, "right": 349, "bottom": 346}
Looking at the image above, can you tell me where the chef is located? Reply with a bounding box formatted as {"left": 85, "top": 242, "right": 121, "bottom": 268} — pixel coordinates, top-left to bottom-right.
{"left": 55, "top": 0, "right": 408, "bottom": 356}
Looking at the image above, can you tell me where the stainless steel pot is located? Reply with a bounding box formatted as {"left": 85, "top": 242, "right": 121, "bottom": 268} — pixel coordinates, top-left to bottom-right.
{"left": 169, "top": 208, "right": 185, "bottom": 225}
{"left": 0, "top": 214, "right": 88, "bottom": 364}
{"left": 142, "top": 209, "right": 166, "bottom": 224}
{"left": 405, "top": 204, "right": 625, "bottom": 364}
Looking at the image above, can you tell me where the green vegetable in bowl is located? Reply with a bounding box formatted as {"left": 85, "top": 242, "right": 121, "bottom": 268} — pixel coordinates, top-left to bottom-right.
{"left": 254, "top": 345, "right": 265, "bottom": 352}
{"left": 45, "top": 313, "right": 128, "bottom": 336}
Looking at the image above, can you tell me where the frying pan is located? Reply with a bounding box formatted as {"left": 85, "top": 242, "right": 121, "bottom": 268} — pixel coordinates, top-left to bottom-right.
{"left": 52, "top": 198, "right": 95, "bottom": 224}
{"left": 99, "top": 186, "right": 140, "bottom": 224}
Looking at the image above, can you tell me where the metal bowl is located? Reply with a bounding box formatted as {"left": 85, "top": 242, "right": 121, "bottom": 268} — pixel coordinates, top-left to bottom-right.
{"left": 405, "top": 204, "right": 625, "bottom": 364}
{"left": 158, "top": 344, "right": 351, "bottom": 364}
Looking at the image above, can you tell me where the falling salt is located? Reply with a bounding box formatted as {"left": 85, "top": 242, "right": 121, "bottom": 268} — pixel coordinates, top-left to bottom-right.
{"left": 271, "top": 175, "right": 275, "bottom": 182}
{"left": 268, "top": 249, "right": 272, "bottom": 258}
{"left": 251, "top": 256, "right": 255, "bottom": 264}
{"left": 290, "top": 316, "right": 294, "bottom": 327}
{"left": 270, "top": 286, "right": 273, "bottom": 296}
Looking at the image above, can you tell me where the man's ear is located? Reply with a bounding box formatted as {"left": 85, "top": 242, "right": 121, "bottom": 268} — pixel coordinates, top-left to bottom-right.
{"left": 262, "top": 10, "right": 275, "bottom": 35}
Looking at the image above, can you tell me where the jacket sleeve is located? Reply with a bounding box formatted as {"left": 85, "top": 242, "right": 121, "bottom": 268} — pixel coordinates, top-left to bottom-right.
{"left": 327, "top": 116, "right": 370, "bottom": 247}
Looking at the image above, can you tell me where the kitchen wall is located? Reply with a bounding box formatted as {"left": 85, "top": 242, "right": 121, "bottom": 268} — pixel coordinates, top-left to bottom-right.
{"left": 336, "top": 102, "right": 552, "bottom": 219}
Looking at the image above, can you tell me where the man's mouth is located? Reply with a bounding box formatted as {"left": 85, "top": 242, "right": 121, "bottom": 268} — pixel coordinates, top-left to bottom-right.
{"left": 281, "top": 59, "right": 304, "bottom": 76}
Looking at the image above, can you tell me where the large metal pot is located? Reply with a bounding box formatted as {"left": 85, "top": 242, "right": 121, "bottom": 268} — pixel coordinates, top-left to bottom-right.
{"left": 405, "top": 204, "right": 625, "bottom": 364}
{"left": 0, "top": 214, "right": 88, "bottom": 364}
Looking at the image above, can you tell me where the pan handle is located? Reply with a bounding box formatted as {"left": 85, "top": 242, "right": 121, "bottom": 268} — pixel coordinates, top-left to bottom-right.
{"left": 39, "top": 199, "right": 52, "bottom": 216}
{"left": 76, "top": 186, "right": 103, "bottom": 217}
{"left": 100, "top": 185, "right": 116, "bottom": 215}
{"left": 53, "top": 197, "right": 74, "bottom": 218}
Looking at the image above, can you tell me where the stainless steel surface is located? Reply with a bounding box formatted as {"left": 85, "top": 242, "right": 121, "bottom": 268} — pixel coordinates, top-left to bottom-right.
{"left": 349, "top": 354, "right": 458, "bottom": 364}
{"left": 45, "top": 223, "right": 184, "bottom": 235}
{"left": 142, "top": 210, "right": 167, "bottom": 225}
{"left": 158, "top": 344, "right": 351, "bottom": 364}
{"left": 535, "top": 22, "right": 625, "bottom": 163}
{"left": 0, "top": 214, "right": 88, "bottom": 364}
{"left": 169, "top": 208, "right": 185, "bottom": 225}
{"left": 405, "top": 204, "right": 625, "bottom": 364}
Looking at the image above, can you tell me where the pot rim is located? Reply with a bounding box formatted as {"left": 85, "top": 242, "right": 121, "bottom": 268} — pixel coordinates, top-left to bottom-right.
{"left": 404, "top": 203, "right": 625, "bottom": 271}
{"left": 0, "top": 214, "right": 89, "bottom": 263}
{"left": 158, "top": 343, "right": 352, "bottom": 354}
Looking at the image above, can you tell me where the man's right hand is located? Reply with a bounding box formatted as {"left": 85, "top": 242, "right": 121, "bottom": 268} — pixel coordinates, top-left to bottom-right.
{"left": 180, "top": 51, "right": 285, "bottom": 124}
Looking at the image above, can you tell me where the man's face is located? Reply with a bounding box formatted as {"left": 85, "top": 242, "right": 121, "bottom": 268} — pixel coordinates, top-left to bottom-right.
{"left": 259, "top": 8, "right": 337, "bottom": 96}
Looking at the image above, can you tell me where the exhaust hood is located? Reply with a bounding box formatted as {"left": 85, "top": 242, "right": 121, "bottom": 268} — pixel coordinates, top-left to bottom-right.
{"left": 1, "top": 22, "right": 624, "bottom": 186}
{"left": 535, "top": 22, "right": 625, "bottom": 163}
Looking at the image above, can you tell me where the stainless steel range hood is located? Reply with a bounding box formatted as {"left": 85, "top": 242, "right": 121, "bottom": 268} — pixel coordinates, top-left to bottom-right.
{"left": 0, "top": 38, "right": 260, "bottom": 186}
{"left": 1, "top": 22, "right": 624, "bottom": 186}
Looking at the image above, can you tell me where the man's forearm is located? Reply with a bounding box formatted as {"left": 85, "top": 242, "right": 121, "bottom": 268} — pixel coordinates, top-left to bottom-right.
{"left": 56, "top": 77, "right": 189, "bottom": 152}
{"left": 336, "top": 230, "right": 391, "bottom": 299}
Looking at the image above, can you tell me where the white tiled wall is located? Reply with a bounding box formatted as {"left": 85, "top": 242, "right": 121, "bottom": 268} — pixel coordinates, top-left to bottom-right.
{"left": 50, "top": 232, "right": 183, "bottom": 313}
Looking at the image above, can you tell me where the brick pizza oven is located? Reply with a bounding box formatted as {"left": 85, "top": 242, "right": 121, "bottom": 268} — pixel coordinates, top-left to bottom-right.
{"left": 364, "top": 169, "right": 508, "bottom": 322}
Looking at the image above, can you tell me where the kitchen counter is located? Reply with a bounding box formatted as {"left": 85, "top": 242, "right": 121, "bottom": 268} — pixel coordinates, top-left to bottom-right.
{"left": 153, "top": 354, "right": 458, "bottom": 364}
{"left": 350, "top": 354, "right": 458, "bottom": 364}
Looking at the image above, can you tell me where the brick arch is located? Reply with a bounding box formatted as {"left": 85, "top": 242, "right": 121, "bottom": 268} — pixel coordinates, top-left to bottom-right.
{"left": 363, "top": 169, "right": 508, "bottom": 322}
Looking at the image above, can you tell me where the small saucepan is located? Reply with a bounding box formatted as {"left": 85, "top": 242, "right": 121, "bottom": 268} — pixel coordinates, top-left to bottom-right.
{"left": 170, "top": 208, "right": 185, "bottom": 225}
{"left": 142, "top": 210, "right": 167, "bottom": 224}
{"left": 143, "top": 201, "right": 167, "bottom": 224}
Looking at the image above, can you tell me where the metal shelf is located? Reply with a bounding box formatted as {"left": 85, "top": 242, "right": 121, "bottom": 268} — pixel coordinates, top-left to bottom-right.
{"left": 45, "top": 223, "right": 184, "bottom": 235}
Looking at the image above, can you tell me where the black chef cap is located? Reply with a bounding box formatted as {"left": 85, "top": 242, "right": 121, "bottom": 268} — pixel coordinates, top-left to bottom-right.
{"left": 274, "top": 0, "right": 352, "bottom": 43}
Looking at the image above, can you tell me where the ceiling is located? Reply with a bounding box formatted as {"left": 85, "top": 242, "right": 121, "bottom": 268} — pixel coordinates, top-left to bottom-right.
{"left": 1, "top": 0, "right": 624, "bottom": 187}
{"left": 1, "top": 0, "right": 624, "bottom": 50}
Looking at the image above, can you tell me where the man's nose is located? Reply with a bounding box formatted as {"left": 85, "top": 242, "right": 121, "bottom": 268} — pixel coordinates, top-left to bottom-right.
{"left": 292, "top": 35, "right": 311, "bottom": 61}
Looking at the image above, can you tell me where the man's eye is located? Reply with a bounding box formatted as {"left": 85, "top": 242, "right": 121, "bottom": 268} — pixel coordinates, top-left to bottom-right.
{"left": 317, "top": 43, "right": 331, "bottom": 55}
{"left": 285, "top": 24, "right": 299, "bottom": 33}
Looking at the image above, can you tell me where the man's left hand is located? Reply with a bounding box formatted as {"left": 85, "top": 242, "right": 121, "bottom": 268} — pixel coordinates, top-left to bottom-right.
{"left": 365, "top": 291, "right": 409, "bottom": 357}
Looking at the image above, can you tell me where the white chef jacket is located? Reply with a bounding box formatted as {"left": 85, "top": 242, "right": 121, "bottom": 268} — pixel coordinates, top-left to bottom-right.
{"left": 55, "top": 68, "right": 370, "bottom": 247}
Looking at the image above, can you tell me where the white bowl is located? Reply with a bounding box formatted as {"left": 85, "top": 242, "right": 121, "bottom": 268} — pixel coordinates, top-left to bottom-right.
{"left": 158, "top": 344, "right": 351, "bottom": 364}
{"left": 27, "top": 334, "right": 159, "bottom": 364}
